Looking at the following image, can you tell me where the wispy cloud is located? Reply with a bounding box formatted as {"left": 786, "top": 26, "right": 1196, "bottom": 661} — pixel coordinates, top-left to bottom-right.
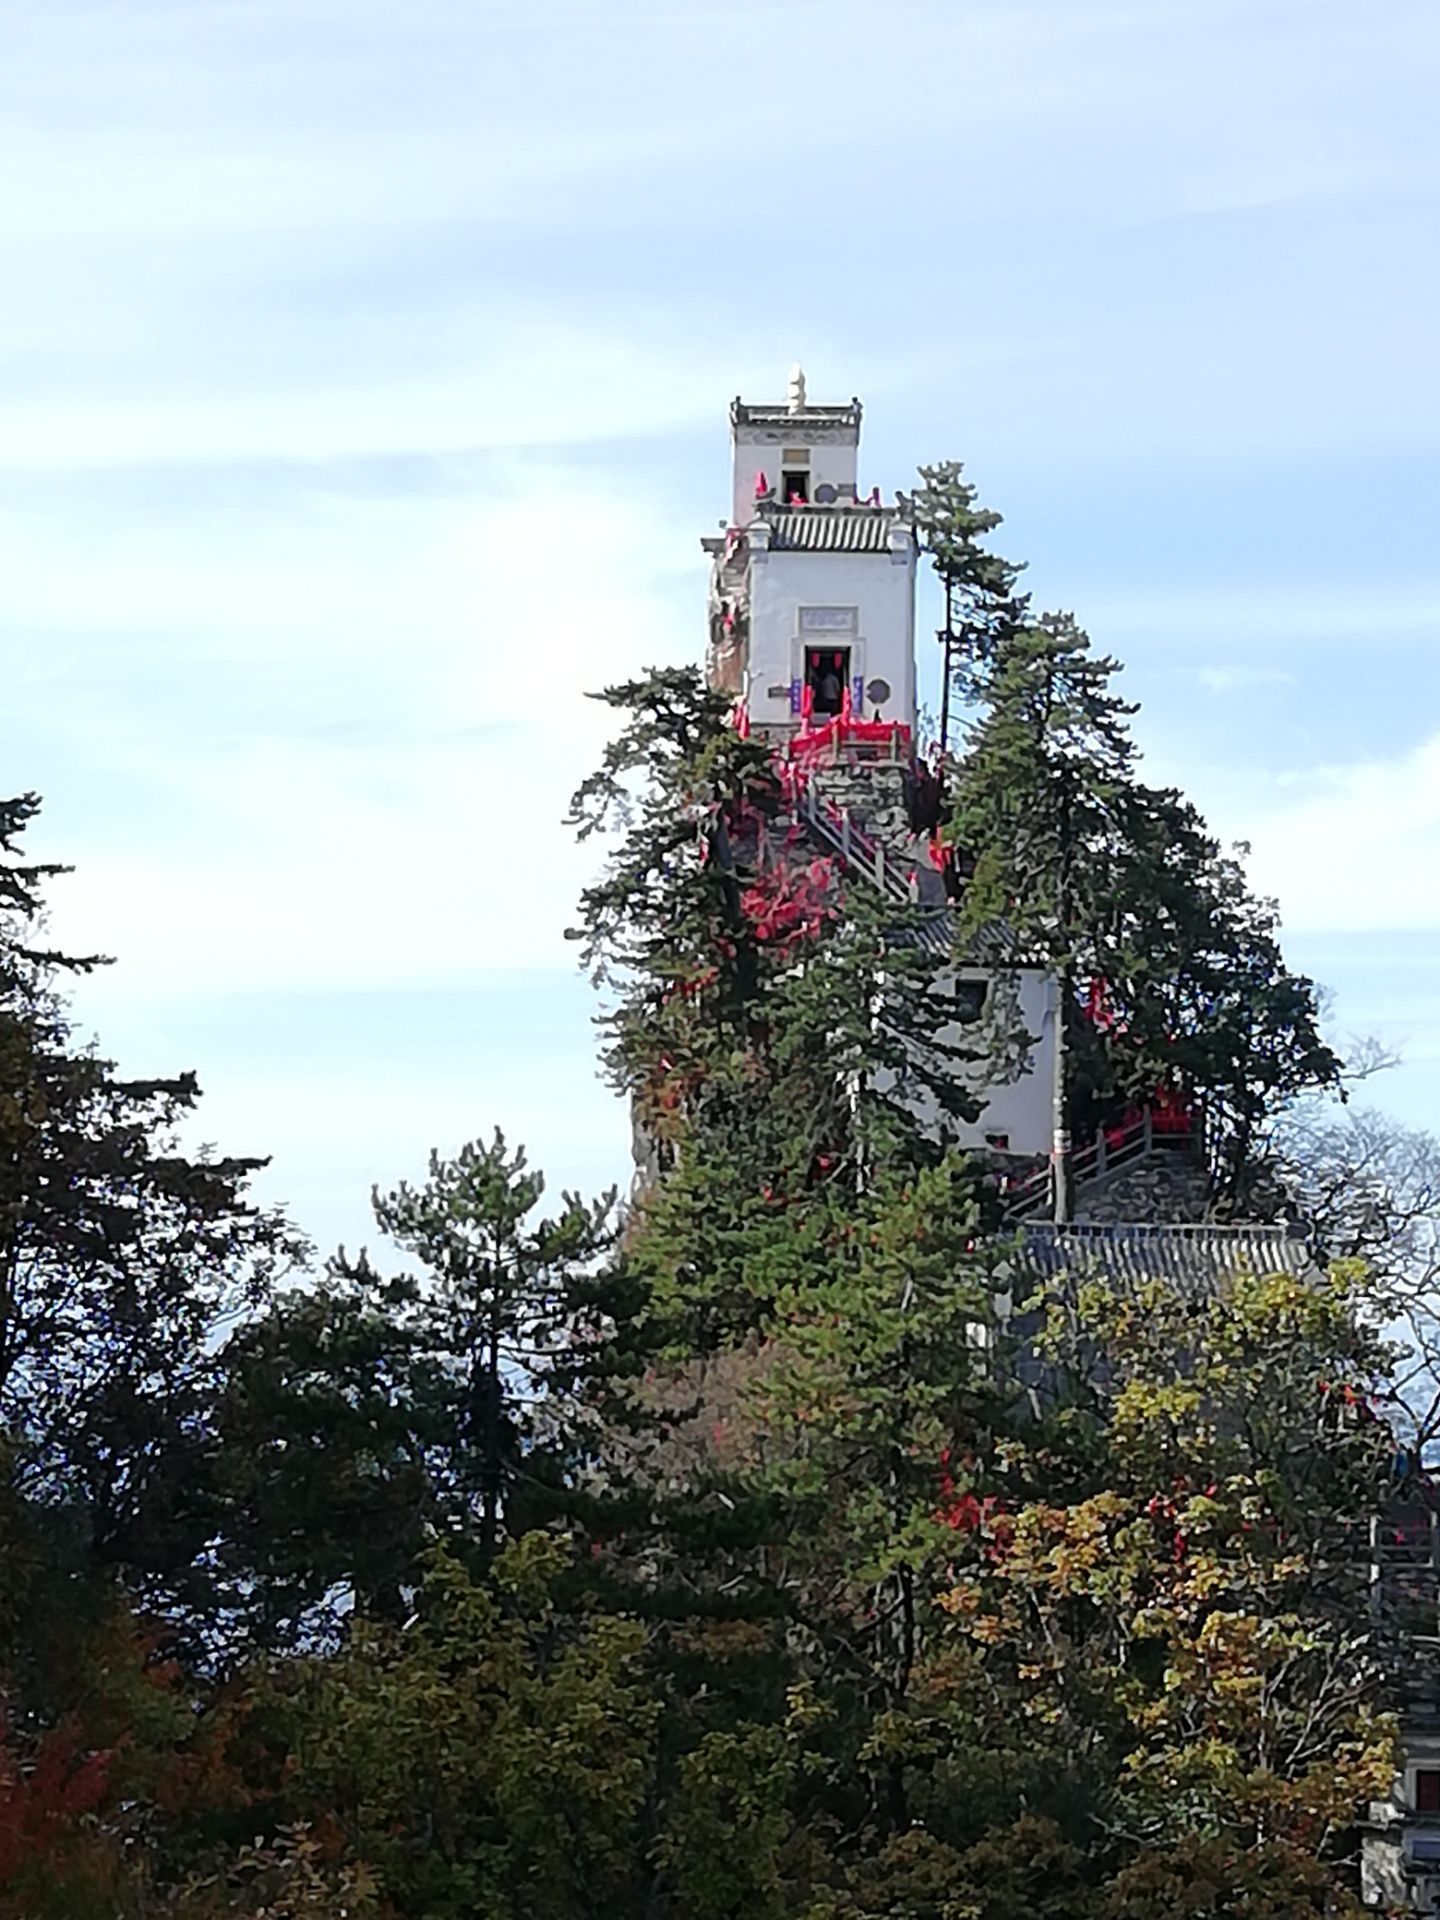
{"left": 21, "top": 469, "right": 695, "bottom": 996}
{"left": 1191, "top": 664, "right": 1297, "bottom": 694}
{"left": 1092, "top": 590, "right": 1440, "bottom": 644}
{"left": 1222, "top": 733, "right": 1440, "bottom": 935}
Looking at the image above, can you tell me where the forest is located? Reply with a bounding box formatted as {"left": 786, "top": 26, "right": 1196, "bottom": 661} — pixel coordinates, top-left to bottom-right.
{"left": 1, "top": 466, "right": 1436, "bottom": 1918}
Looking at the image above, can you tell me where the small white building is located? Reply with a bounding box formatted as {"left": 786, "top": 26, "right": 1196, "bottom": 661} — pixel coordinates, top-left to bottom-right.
{"left": 706, "top": 368, "right": 918, "bottom": 737}
{"left": 947, "top": 967, "right": 1057, "bottom": 1159}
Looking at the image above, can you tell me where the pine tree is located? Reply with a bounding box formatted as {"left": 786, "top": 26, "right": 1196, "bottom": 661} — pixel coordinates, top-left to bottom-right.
{"left": 911, "top": 460, "right": 1028, "bottom": 749}
{"left": 197, "top": 1131, "right": 620, "bottom": 1644}
{"left": 1105, "top": 782, "right": 1340, "bottom": 1201}
{"left": 0, "top": 795, "right": 299, "bottom": 1635}
{"left": 945, "top": 616, "right": 1339, "bottom": 1207}
{"left": 362, "top": 1131, "right": 616, "bottom": 1564}
{"left": 946, "top": 614, "right": 1139, "bottom": 1217}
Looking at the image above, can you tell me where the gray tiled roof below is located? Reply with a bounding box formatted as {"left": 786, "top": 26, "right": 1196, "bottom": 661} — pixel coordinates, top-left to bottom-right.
{"left": 1008, "top": 1222, "right": 1317, "bottom": 1293}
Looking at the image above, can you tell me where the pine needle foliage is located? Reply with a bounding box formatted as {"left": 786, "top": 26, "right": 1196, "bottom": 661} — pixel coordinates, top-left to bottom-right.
{"left": 911, "top": 460, "right": 1029, "bottom": 702}
{"left": 567, "top": 666, "right": 989, "bottom": 1217}
{"left": 945, "top": 612, "right": 1340, "bottom": 1194}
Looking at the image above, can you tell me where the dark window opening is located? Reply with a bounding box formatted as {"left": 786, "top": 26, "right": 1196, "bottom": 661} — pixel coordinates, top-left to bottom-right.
{"left": 954, "top": 979, "right": 989, "bottom": 1024}
{"left": 804, "top": 647, "right": 849, "bottom": 717}
{"left": 984, "top": 1131, "right": 1010, "bottom": 1152}
{"left": 782, "top": 469, "right": 810, "bottom": 504}
{"left": 1417, "top": 1769, "right": 1440, "bottom": 1813}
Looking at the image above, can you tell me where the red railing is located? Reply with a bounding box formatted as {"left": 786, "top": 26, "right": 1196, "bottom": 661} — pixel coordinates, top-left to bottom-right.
{"left": 786, "top": 714, "right": 913, "bottom": 766}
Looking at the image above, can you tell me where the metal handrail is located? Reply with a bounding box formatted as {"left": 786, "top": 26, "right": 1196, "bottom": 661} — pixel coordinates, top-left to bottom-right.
{"left": 1005, "top": 1108, "right": 1199, "bottom": 1220}
{"left": 792, "top": 780, "right": 917, "bottom": 906}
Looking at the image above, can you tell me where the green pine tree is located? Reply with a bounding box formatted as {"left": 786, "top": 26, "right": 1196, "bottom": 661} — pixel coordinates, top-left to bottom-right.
{"left": 945, "top": 614, "right": 1339, "bottom": 1207}
{"left": 911, "top": 459, "right": 1028, "bottom": 742}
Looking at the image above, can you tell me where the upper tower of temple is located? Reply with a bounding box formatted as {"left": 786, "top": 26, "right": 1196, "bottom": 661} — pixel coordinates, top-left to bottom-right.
{"left": 726, "top": 363, "right": 863, "bottom": 526}
{"left": 704, "top": 368, "right": 918, "bottom": 737}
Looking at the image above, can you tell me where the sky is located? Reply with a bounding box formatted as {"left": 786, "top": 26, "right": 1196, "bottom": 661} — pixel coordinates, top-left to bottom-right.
{"left": 2, "top": 0, "right": 1438, "bottom": 1264}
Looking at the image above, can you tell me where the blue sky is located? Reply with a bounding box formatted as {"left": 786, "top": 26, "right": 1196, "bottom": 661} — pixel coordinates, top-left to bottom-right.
{"left": 3, "top": 0, "right": 1438, "bottom": 1261}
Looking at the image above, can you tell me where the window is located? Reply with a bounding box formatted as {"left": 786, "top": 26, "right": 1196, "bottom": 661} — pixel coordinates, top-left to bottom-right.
{"left": 804, "top": 646, "right": 849, "bottom": 717}
{"left": 984, "top": 1131, "right": 1010, "bottom": 1152}
{"left": 954, "top": 979, "right": 989, "bottom": 1024}
{"left": 782, "top": 469, "right": 810, "bottom": 504}
{"left": 1416, "top": 1769, "right": 1440, "bottom": 1813}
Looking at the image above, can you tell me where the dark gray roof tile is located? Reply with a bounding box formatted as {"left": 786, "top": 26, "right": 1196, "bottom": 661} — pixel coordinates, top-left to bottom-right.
{"left": 1008, "top": 1222, "right": 1317, "bottom": 1293}
{"left": 767, "top": 508, "right": 907, "bottom": 553}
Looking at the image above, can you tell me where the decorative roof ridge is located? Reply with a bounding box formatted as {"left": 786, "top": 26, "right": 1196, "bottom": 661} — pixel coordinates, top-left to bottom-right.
{"left": 755, "top": 499, "right": 914, "bottom": 530}
{"left": 1008, "top": 1221, "right": 1321, "bottom": 1286}
{"left": 1022, "top": 1221, "right": 1307, "bottom": 1243}
{"left": 755, "top": 497, "right": 904, "bottom": 515}
{"left": 731, "top": 396, "right": 863, "bottom": 429}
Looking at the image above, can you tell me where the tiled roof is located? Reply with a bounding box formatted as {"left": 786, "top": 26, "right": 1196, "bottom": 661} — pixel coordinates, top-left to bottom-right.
{"left": 767, "top": 508, "right": 908, "bottom": 553}
{"left": 1007, "top": 1222, "right": 1317, "bottom": 1294}
{"left": 732, "top": 398, "right": 862, "bottom": 429}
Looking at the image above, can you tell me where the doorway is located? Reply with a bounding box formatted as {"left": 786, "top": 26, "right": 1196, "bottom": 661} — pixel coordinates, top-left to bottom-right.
{"left": 804, "top": 646, "right": 850, "bottom": 717}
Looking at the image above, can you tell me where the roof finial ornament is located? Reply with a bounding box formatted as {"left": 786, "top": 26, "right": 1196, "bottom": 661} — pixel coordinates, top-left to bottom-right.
{"left": 787, "top": 362, "right": 807, "bottom": 412}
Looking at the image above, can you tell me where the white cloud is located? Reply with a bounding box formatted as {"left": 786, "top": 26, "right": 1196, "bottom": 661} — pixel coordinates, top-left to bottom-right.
{"left": 4, "top": 0, "right": 1438, "bottom": 485}
{"left": 1192, "top": 664, "right": 1297, "bottom": 693}
{"left": 1229, "top": 733, "right": 1440, "bottom": 935}
{"left": 0, "top": 321, "right": 747, "bottom": 470}
{"left": 27, "top": 469, "right": 698, "bottom": 996}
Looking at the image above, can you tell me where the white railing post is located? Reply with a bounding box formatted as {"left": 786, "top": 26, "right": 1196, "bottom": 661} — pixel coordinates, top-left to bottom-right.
{"left": 841, "top": 811, "right": 852, "bottom": 862}
{"left": 1369, "top": 1515, "right": 1382, "bottom": 1624}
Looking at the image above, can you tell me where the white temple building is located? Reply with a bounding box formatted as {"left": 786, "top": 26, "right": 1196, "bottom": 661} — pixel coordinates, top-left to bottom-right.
{"left": 707, "top": 367, "right": 918, "bottom": 736}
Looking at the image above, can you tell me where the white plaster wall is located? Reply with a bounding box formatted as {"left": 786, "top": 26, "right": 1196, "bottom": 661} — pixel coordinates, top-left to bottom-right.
{"left": 746, "top": 545, "right": 917, "bottom": 731}
{"left": 952, "top": 970, "right": 1056, "bottom": 1157}
{"left": 898, "top": 969, "right": 1055, "bottom": 1159}
{"left": 731, "top": 426, "right": 859, "bottom": 527}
